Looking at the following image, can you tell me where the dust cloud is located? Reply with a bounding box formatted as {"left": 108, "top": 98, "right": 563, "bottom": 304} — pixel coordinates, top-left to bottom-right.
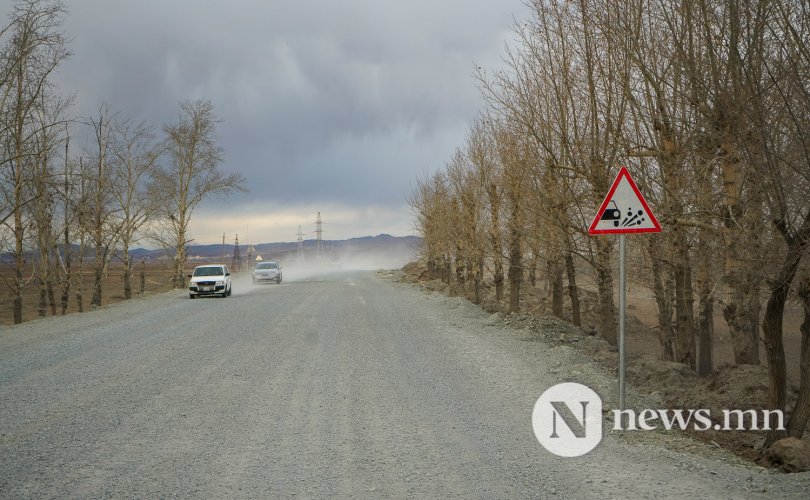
{"left": 232, "top": 246, "right": 417, "bottom": 292}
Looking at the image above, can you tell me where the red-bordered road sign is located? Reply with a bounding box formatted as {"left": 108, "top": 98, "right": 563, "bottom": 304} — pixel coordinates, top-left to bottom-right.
{"left": 588, "top": 166, "right": 661, "bottom": 235}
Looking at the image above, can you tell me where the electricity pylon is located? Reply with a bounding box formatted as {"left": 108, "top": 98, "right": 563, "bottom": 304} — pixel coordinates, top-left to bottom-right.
{"left": 315, "top": 212, "right": 325, "bottom": 259}
{"left": 232, "top": 234, "right": 242, "bottom": 271}
{"left": 297, "top": 225, "right": 304, "bottom": 262}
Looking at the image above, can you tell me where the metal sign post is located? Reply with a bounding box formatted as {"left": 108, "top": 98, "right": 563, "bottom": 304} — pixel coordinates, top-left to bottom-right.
{"left": 588, "top": 167, "right": 660, "bottom": 412}
{"left": 618, "top": 234, "right": 626, "bottom": 410}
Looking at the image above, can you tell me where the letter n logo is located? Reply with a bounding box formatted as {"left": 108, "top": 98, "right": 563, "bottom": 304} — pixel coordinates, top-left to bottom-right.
{"left": 533, "top": 383, "right": 603, "bottom": 457}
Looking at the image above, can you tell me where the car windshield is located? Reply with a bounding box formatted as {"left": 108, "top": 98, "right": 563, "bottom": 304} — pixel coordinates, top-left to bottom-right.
{"left": 193, "top": 267, "right": 224, "bottom": 277}
{"left": 256, "top": 263, "right": 277, "bottom": 269}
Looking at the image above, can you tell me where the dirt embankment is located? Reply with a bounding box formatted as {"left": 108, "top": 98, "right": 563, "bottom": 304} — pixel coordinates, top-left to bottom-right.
{"left": 398, "top": 260, "right": 810, "bottom": 472}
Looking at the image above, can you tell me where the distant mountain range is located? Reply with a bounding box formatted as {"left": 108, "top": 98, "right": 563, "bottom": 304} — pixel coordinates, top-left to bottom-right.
{"left": 133, "top": 233, "right": 423, "bottom": 269}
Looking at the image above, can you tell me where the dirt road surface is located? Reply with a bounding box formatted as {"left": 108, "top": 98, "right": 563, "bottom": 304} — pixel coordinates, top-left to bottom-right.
{"left": 1, "top": 270, "right": 808, "bottom": 498}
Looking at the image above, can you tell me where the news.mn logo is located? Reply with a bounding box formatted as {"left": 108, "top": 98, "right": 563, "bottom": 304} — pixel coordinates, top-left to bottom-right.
{"left": 532, "top": 382, "right": 603, "bottom": 457}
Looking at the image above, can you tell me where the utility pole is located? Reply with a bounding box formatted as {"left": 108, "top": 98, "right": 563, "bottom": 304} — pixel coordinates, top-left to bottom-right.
{"left": 232, "top": 234, "right": 242, "bottom": 271}
{"left": 297, "top": 225, "right": 304, "bottom": 263}
{"left": 315, "top": 212, "right": 325, "bottom": 259}
{"left": 222, "top": 233, "right": 226, "bottom": 259}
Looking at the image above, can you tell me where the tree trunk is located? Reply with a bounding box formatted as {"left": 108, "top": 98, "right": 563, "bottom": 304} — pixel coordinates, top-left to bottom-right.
{"left": 720, "top": 134, "right": 760, "bottom": 365}
{"left": 695, "top": 176, "right": 715, "bottom": 376}
{"left": 37, "top": 240, "right": 49, "bottom": 318}
{"left": 763, "top": 212, "right": 810, "bottom": 445}
{"left": 649, "top": 239, "right": 675, "bottom": 361}
{"left": 455, "top": 252, "right": 464, "bottom": 286}
{"left": 123, "top": 248, "right": 132, "bottom": 300}
{"left": 47, "top": 279, "right": 56, "bottom": 316}
{"left": 13, "top": 206, "right": 24, "bottom": 324}
{"left": 92, "top": 264, "right": 103, "bottom": 308}
{"left": 60, "top": 265, "right": 71, "bottom": 315}
{"left": 565, "top": 251, "right": 581, "bottom": 326}
{"left": 473, "top": 256, "right": 483, "bottom": 305}
{"left": 549, "top": 257, "right": 564, "bottom": 319}
{"left": 723, "top": 289, "right": 761, "bottom": 365}
{"left": 174, "top": 237, "right": 187, "bottom": 288}
{"left": 465, "top": 258, "right": 475, "bottom": 290}
{"left": 488, "top": 183, "right": 503, "bottom": 307}
{"left": 139, "top": 260, "right": 146, "bottom": 295}
{"left": 788, "top": 276, "right": 810, "bottom": 439}
{"left": 507, "top": 227, "right": 522, "bottom": 313}
{"left": 674, "top": 250, "right": 696, "bottom": 369}
{"left": 595, "top": 238, "right": 616, "bottom": 345}
{"left": 494, "top": 263, "right": 504, "bottom": 306}
{"left": 123, "top": 267, "right": 132, "bottom": 300}
{"left": 38, "top": 285, "right": 47, "bottom": 318}
{"left": 76, "top": 248, "right": 85, "bottom": 313}
{"left": 697, "top": 284, "right": 714, "bottom": 377}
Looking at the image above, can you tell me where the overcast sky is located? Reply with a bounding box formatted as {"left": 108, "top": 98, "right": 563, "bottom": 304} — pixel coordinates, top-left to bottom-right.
{"left": 4, "top": 0, "right": 529, "bottom": 244}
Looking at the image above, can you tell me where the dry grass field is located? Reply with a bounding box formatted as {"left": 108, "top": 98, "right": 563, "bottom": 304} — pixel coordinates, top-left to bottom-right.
{"left": 0, "top": 261, "right": 230, "bottom": 326}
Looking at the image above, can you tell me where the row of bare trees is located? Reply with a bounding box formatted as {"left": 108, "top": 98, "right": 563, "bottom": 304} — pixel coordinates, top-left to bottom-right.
{"left": 0, "top": 0, "right": 245, "bottom": 324}
{"left": 410, "top": 0, "right": 810, "bottom": 442}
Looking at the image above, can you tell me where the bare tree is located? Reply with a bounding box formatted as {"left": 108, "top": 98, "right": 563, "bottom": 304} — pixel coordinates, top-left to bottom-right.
{"left": 156, "top": 100, "right": 245, "bottom": 288}
{"left": 446, "top": 146, "right": 485, "bottom": 303}
{"left": 109, "top": 117, "right": 161, "bottom": 299}
{"left": 82, "top": 104, "right": 122, "bottom": 308}
{"left": 732, "top": 0, "right": 810, "bottom": 444}
{"left": 28, "top": 93, "right": 70, "bottom": 317}
{"left": 470, "top": 119, "right": 505, "bottom": 305}
{"left": 72, "top": 156, "right": 90, "bottom": 312}
{"left": 409, "top": 170, "right": 454, "bottom": 283}
{"left": 54, "top": 129, "right": 74, "bottom": 315}
{"left": 493, "top": 123, "right": 529, "bottom": 313}
{"left": 0, "top": 0, "right": 69, "bottom": 323}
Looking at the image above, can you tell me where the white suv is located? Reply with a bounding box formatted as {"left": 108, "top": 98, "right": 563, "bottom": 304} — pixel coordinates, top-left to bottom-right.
{"left": 188, "top": 264, "right": 232, "bottom": 298}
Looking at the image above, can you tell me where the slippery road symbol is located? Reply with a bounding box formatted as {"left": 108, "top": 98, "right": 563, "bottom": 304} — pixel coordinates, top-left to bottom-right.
{"left": 588, "top": 167, "right": 661, "bottom": 234}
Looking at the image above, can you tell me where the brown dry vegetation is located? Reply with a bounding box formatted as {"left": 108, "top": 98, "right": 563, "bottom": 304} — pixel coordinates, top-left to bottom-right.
{"left": 408, "top": 0, "right": 810, "bottom": 461}
{"left": 0, "top": 261, "right": 203, "bottom": 326}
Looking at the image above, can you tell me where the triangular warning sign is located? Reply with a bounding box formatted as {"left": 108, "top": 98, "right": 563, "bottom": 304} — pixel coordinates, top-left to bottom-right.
{"left": 588, "top": 167, "right": 661, "bottom": 235}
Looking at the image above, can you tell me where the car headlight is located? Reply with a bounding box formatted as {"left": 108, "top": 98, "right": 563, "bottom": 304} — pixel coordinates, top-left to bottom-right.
{"left": 216, "top": 280, "right": 224, "bottom": 285}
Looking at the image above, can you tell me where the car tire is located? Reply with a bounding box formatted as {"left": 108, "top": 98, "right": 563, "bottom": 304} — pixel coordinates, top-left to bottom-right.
{"left": 276, "top": 278, "right": 281, "bottom": 284}
{"left": 228, "top": 286, "right": 232, "bottom": 297}
{"left": 190, "top": 294, "right": 196, "bottom": 299}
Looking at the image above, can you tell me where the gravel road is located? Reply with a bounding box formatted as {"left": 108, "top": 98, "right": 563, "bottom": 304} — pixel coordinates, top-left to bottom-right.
{"left": 1, "top": 270, "right": 809, "bottom": 498}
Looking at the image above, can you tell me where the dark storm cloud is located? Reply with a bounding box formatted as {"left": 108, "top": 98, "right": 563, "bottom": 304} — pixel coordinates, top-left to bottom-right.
{"left": 1, "top": 0, "right": 527, "bottom": 240}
